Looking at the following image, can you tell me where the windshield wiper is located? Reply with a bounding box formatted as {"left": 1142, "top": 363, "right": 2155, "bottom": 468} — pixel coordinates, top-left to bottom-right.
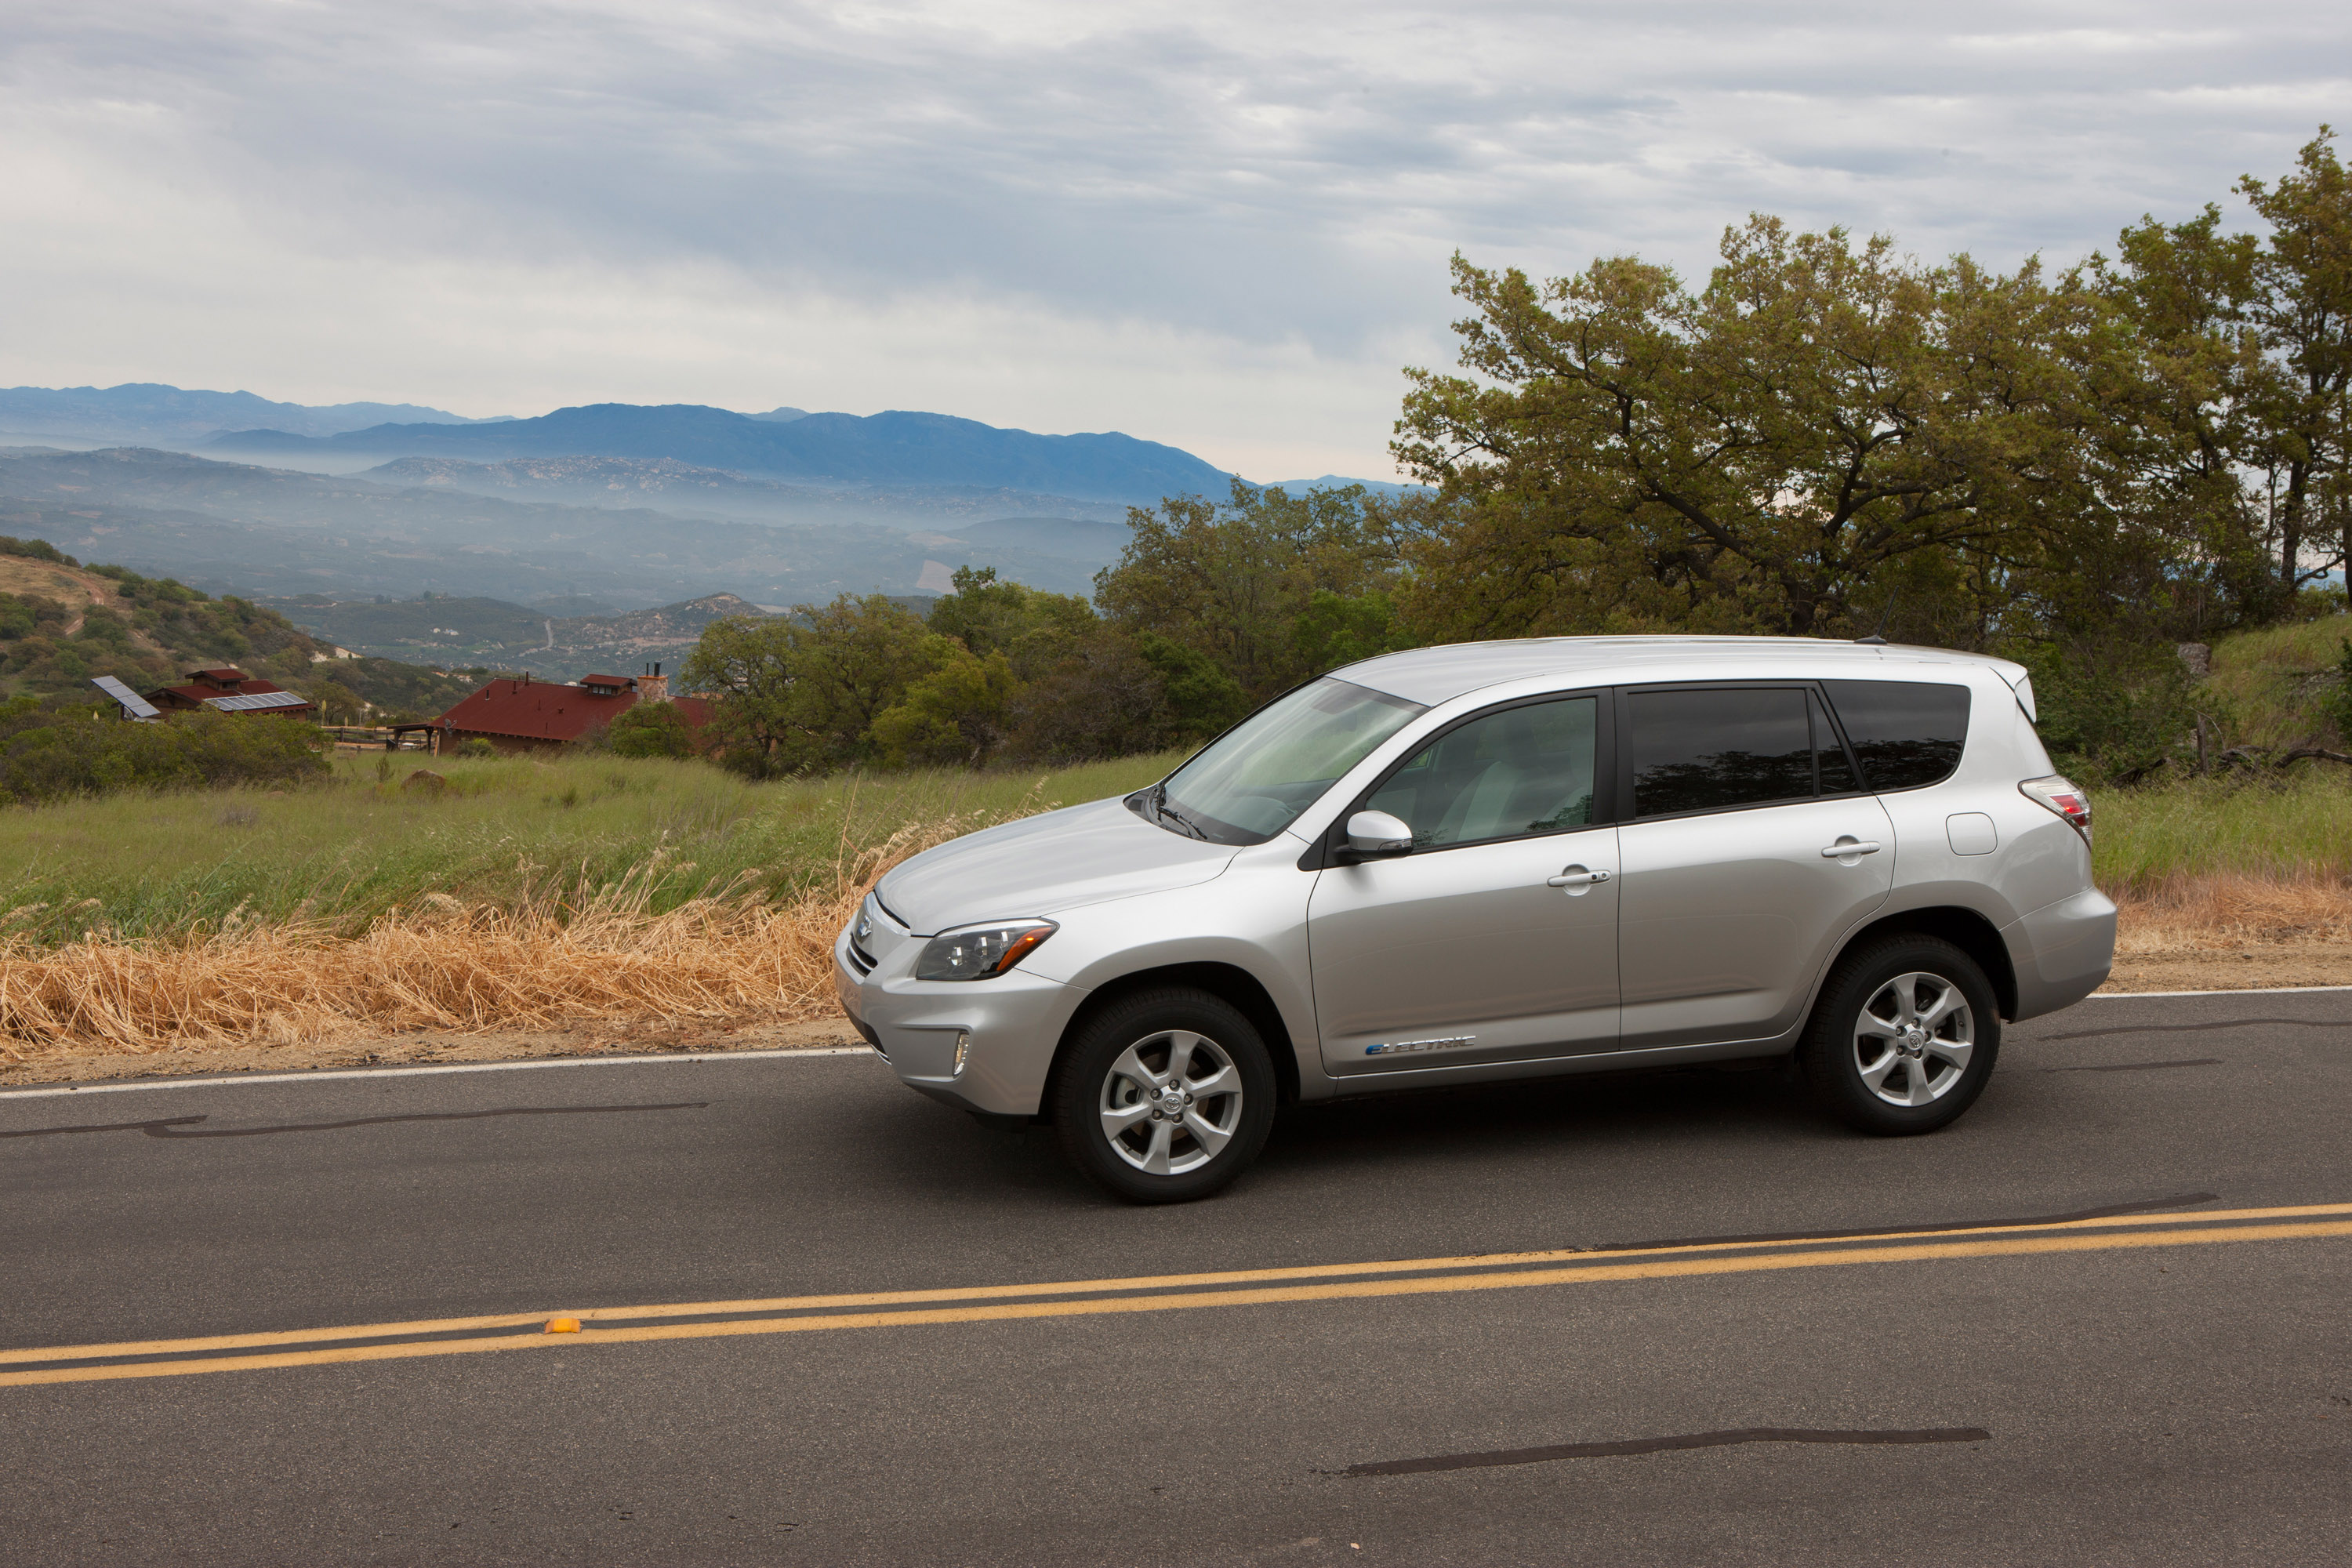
{"left": 1150, "top": 784, "right": 1209, "bottom": 840}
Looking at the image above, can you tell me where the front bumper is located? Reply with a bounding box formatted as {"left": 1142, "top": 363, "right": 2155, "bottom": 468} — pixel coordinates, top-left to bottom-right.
{"left": 834, "top": 922, "right": 1084, "bottom": 1117}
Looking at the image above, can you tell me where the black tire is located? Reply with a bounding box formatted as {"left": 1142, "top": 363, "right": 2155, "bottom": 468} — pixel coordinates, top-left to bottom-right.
{"left": 1797, "top": 936, "right": 2001, "bottom": 1136}
{"left": 1052, "top": 986, "right": 1277, "bottom": 1203}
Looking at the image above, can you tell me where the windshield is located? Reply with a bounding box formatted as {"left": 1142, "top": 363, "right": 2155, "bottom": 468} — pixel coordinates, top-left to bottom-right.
{"left": 1148, "top": 678, "right": 1427, "bottom": 844}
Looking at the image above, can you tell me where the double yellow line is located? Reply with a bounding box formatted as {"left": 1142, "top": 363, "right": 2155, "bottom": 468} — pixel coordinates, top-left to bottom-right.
{"left": 8, "top": 1202, "right": 2349, "bottom": 1388}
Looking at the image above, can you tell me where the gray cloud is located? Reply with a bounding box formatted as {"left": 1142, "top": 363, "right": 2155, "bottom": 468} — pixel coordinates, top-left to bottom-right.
{"left": 2, "top": 0, "right": 2344, "bottom": 475}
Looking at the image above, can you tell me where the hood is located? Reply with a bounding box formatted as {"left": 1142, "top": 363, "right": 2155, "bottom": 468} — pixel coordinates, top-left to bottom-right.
{"left": 876, "top": 796, "right": 1235, "bottom": 934}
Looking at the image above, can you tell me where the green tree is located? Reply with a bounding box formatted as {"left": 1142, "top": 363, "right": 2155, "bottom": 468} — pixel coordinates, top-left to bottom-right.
{"left": 2083, "top": 203, "right": 2270, "bottom": 638}
{"left": 2238, "top": 128, "right": 2352, "bottom": 601}
{"left": 683, "top": 597, "right": 950, "bottom": 776}
{"left": 871, "top": 648, "right": 1020, "bottom": 767}
{"left": 681, "top": 615, "right": 803, "bottom": 775}
{"left": 1132, "top": 632, "right": 1248, "bottom": 737}
{"left": 782, "top": 595, "right": 953, "bottom": 770}
{"left": 1096, "top": 480, "right": 1401, "bottom": 698}
{"left": 1393, "top": 219, "right": 2078, "bottom": 642}
{"left": 1293, "top": 587, "right": 1406, "bottom": 675}
{"left": 309, "top": 679, "right": 365, "bottom": 724}
{"left": 927, "top": 566, "right": 1096, "bottom": 668}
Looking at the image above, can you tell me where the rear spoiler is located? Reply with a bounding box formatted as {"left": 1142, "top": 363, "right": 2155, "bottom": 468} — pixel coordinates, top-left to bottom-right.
{"left": 1993, "top": 666, "right": 2037, "bottom": 721}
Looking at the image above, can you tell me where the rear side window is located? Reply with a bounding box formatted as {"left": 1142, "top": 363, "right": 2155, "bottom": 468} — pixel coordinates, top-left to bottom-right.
{"left": 1821, "top": 680, "right": 1971, "bottom": 791}
{"left": 1628, "top": 688, "right": 1815, "bottom": 817}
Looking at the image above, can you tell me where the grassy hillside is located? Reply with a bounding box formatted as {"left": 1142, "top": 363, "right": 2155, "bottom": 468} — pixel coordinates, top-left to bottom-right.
{"left": 2198, "top": 617, "right": 2351, "bottom": 750}
{"left": 0, "top": 535, "right": 478, "bottom": 720}
{"left": 0, "top": 749, "right": 1181, "bottom": 945}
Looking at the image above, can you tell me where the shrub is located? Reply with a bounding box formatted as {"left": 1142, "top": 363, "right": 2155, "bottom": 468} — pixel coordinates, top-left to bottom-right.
{"left": 2328, "top": 638, "right": 2352, "bottom": 743}
{"left": 1007, "top": 630, "right": 1187, "bottom": 762}
{"left": 2024, "top": 641, "right": 2199, "bottom": 783}
{"left": 456, "top": 736, "right": 499, "bottom": 759}
{"left": 0, "top": 535, "right": 78, "bottom": 567}
{"left": 0, "top": 699, "right": 328, "bottom": 806}
{"left": 608, "top": 702, "right": 699, "bottom": 759}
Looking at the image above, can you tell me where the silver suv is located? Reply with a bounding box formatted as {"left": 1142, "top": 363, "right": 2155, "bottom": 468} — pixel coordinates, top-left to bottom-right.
{"left": 836, "top": 637, "right": 2114, "bottom": 1202}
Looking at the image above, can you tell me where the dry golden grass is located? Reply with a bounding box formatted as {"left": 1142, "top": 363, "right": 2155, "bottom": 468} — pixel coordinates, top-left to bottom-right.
{"left": 0, "top": 814, "right": 978, "bottom": 1071}
{"left": 9, "top": 792, "right": 2347, "bottom": 1077}
{"left": 2110, "top": 869, "right": 2352, "bottom": 956}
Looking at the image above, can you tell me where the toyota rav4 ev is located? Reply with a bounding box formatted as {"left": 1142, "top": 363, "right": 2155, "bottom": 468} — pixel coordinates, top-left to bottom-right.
{"left": 836, "top": 637, "right": 2114, "bottom": 1203}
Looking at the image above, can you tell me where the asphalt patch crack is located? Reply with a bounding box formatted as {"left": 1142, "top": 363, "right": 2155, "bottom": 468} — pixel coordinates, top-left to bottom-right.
{"left": 1348, "top": 1426, "right": 1992, "bottom": 1475}
{"left": 1585, "top": 1192, "right": 2216, "bottom": 1253}
{"left": 2045, "top": 1018, "right": 2350, "bottom": 1041}
{"left": 0, "top": 1104, "right": 707, "bottom": 1140}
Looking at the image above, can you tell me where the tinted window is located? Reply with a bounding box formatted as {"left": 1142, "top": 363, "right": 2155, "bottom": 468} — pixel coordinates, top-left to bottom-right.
{"left": 1814, "top": 692, "right": 1860, "bottom": 793}
{"left": 1821, "top": 680, "right": 1971, "bottom": 791}
{"left": 1629, "top": 688, "right": 1813, "bottom": 817}
{"left": 1367, "top": 696, "right": 1597, "bottom": 848}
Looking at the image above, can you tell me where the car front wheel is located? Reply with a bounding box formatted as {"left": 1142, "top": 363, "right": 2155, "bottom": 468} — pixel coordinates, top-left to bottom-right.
{"left": 1052, "top": 987, "right": 1276, "bottom": 1203}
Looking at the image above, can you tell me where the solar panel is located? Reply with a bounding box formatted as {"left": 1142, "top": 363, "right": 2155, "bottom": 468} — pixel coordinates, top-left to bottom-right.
{"left": 90, "top": 675, "right": 162, "bottom": 720}
{"left": 202, "top": 690, "right": 312, "bottom": 713}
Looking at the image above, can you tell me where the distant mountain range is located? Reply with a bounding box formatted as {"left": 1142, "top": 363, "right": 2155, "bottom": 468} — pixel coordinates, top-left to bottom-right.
{"left": 355, "top": 454, "right": 1132, "bottom": 529}
{"left": 0, "top": 383, "right": 499, "bottom": 442}
{"left": 0, "top": 445, "right": 1105, "bottom": 609}
{"left": 1, "top": 386, "right": 1414, "bottom": 626}
{"left": 209, "top": 403, "right": 1235, "bottom": 506}
{"left": 3, "top": 383, "right": 1414, "bottom": 509}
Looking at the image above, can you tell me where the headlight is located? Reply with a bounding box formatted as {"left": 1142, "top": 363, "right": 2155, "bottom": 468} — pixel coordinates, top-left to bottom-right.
{"left": 914, "top": 920, "right": 1058, "bottom": 981}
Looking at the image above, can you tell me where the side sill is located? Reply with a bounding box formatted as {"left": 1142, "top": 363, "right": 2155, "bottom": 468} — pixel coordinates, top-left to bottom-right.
{"left": 1327, "top": 1032, "right": 1802, "bottom": 1096}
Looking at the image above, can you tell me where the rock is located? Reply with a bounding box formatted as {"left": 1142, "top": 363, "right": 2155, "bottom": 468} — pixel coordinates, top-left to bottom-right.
{"left": 2176, "top": 642, "right": 2212, "bottom": 680}
{"left": 403, "top": 769, "right": 450, "bottom": 794}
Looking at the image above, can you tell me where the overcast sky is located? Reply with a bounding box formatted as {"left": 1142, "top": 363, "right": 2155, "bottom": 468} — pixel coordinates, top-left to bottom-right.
{"left": 2, "top": 1, "right": 2345, "bottom": 478}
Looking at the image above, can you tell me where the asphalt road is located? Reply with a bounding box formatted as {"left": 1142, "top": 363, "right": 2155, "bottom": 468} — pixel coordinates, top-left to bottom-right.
{"left": 3, "top": 989, "right": 2349, "bottom": 1566}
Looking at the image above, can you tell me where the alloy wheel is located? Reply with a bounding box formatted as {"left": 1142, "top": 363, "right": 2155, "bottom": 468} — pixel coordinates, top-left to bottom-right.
{"left": 1097, "top": 1029, "right": 1245, "bottom": 1176}
{"left": 1852, "top": 971, "right": 1975, "bottom": 1108}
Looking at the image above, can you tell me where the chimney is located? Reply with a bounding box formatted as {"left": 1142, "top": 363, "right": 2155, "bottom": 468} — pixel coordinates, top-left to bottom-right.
{"left": 638, "top": 661, "right": 670, "bottom": 703}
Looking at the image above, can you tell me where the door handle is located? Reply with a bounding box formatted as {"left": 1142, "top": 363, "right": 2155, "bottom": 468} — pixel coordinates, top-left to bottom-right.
{"left": 1547, "top": 866, "right": 1613, "bottom": 888}
{"left": 1820, "top": 839, "right": 1882, "bottom": 858}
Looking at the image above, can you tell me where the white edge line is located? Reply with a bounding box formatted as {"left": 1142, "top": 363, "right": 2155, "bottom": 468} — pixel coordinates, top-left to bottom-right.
{"left": 0, "top": 1047, "right": 875, "bottom": 1100}
{"left": 2, "top": 986, "right": 2341, "bottom": 1102}
{"left": 2091, "top": 985, "right": 2352, "bottom": 999}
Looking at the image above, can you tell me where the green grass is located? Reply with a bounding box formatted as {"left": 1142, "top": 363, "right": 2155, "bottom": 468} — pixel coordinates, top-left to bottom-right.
{"left": 0, "top": 751, "right": 1184, "bottom": 946}
{"left": 11, "top": 735, "right": 2343, "bottom": 943}
{"left": 2201, "top": 615, "right": 2352, "bottom": 750}
{"left": 2092, "top": 768, "right": 2352, "bottom": 893}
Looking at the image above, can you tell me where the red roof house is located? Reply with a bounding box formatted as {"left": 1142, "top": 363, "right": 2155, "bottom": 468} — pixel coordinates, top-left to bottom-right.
{"left": 143, "top": 666, "right": 314, "bottom": 717}
{"left": 435, "top": 669, "right": 711, "bottom": 753}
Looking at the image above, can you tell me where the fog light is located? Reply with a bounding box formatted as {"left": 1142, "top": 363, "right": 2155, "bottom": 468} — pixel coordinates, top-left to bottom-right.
{"left": 953, "top": 1031, "right": 971, "bottom": 1076}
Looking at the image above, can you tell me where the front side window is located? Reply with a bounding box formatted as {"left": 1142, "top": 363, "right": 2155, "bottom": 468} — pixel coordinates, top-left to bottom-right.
{"left": 1820, "top": 681, "right": 1971, "bottom": 791}
{"left": 1629, "top": 688, "right": 1815, "bottom": 818}
{"left": 1367, "top": 695, "right": 1599, "bottom": 848}
{"left": 1153, "top": 677, "right": 1425, "bottom": 844}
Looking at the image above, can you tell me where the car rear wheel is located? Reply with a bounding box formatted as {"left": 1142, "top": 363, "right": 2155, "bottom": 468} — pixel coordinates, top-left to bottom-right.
{"left": 1798, "top": 936, "right": 2001, "bottom": 1135}
{"left": 1053, "top": 987, "right": 1276, "bottom": 1203}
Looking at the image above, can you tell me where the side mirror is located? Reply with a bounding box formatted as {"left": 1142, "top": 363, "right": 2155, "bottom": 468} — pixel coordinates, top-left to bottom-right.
{"left": 1344, "top": 809, "right": 1414, "bottom": 858}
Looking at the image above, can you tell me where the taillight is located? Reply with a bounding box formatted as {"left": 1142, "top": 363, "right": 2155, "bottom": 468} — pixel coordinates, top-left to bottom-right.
{"left": 2020, "top": 775, "right": 2091, "bottom": 845}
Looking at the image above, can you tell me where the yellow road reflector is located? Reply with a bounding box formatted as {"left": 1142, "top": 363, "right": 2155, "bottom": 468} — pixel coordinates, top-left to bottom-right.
{"left": 544, "top": 1318, "right": 582, "bottom": 1334}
